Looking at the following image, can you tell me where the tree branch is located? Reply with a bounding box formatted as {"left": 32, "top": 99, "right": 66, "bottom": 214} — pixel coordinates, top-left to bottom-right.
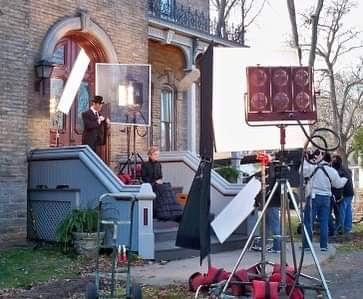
{"left": 309, "top": 0, "right": 324, "bottom": 67}
{"left": 286, "top": 0, "right": 301, "bottom": 64}
{"left": 245, "top": 0, "right": 267, "bottom": 27}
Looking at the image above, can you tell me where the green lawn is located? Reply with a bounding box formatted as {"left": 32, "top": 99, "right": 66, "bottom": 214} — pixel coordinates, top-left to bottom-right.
{"left": 0, "top": 245, "right": 84, "bottom": 289}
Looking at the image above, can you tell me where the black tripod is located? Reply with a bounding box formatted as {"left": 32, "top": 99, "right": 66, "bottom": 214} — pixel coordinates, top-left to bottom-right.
{"left": 119, "top": 111, "right": 144, "bottom": 181}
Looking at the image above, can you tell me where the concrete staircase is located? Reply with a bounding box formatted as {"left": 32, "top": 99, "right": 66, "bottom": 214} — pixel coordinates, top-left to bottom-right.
{"left": 154, "top": 220, "right": 247, "bottom": 261}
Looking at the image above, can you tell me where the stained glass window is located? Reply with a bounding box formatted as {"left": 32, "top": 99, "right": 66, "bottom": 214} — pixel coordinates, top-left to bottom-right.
{"left": 75, "top": 82, "right": 90, "bottom": 132}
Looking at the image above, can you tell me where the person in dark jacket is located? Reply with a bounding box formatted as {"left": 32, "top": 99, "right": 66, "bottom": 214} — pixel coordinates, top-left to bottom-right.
{"left": 332, "top": 154, "right": 354, "bottom": 235}
{"left": 82, "top": 95, "right": 109, "bottom": 152}
{"left": 141, "top": 147, "right": 183, "bottom": 221}
{"left": 141, "top": 146, "right": 163, "bottom": 185}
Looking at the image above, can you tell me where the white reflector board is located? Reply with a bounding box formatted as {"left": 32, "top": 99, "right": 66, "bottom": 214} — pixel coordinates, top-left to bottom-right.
{"left": 211, "top": 177, "right": 261, "bottom": 244}
{"left": 57, "top": 49, "right": 90, "bottom": 114}
{"left": 212, "top": 47, "right": 309, "bottom": 152}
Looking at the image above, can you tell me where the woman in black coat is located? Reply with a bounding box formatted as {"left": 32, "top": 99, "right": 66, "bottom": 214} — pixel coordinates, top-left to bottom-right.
{"left": 141, "top": 147, "right": 183, "bottom": 221}
{"left": 141, "top": 147, "right": 163, "bottom": 185}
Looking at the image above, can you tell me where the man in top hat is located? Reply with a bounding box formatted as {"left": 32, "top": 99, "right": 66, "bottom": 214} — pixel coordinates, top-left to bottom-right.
{"left": 82, "top": 95, "right": 109, "bottom": 152}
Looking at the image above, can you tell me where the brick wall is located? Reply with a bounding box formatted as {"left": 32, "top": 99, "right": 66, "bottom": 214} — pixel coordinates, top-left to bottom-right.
{"left": 27, "top": 0, "right": 148, "bottom": 165}
{"left": 0, "top": 0, "right": 30, "bottom": 245}
{"left": 148, "top": 40, "right": 188, "bottom": 151}
{"left": 0, "top": 0, "right": 148, "bottom": 245}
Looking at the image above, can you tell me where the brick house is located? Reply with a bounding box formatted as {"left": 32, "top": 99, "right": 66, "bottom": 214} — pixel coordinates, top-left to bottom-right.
{"left": 0, "top": 0, "right": 241, "bottom": 247}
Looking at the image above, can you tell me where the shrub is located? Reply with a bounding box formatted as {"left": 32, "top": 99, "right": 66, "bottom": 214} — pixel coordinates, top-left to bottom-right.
{"left": 215, "top": 166, "right": 240, "bottom": 183}
{"left": 56, "top": 209, "right": 98, "bottom": 250}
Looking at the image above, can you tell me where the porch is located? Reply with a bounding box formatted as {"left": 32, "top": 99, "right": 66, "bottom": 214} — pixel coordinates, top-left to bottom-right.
{"left": 27, "top": 146, "right": 254, "bottom": 260}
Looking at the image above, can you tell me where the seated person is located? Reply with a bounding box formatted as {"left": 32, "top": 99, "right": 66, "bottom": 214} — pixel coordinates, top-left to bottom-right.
{"left": 141, "top": 146, "right": 163, "bottom": 185}
{"left": 141, "top": 147, "right": 183, "bottom": 222}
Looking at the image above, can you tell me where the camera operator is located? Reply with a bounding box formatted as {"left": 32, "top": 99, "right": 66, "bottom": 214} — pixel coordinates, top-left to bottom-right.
{"left": 302, "top": 149, "right": 348, "bottom": 251}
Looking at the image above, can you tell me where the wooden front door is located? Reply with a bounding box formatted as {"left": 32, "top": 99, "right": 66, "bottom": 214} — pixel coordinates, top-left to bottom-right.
{"left": 49, "top": 37, "right": 110, "bottom": 162}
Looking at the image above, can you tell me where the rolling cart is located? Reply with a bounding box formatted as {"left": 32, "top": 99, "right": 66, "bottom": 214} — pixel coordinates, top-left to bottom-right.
{"left": 86, "top": 192, "right": 142, "bottom": 299}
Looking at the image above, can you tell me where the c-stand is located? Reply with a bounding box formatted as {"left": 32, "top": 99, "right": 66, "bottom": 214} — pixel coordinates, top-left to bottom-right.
{"left": 214, "top": 125, "right": 332, "bottom": 299}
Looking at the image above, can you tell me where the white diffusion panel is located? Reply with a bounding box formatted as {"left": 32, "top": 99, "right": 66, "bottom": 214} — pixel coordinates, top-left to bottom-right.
{"left": 96, "top": 64, "right": 151, "bottom": 126}
{"left": 212, "top": 47, "right": 308, "bottom": 152}
{"left": 211, "top": 177, "right": 261, "bottom": 244}
{"left": 57, "top": 49, "right": 90, "bottom": 114}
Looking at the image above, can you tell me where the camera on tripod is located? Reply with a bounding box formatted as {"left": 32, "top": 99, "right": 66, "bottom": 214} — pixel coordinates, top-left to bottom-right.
{"left": 268, "top": 149, "right": 302, "bottom": 187}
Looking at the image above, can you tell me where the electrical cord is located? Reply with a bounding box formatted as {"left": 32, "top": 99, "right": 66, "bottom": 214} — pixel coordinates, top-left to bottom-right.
{"left": 136, "top": 110, "right": 148, "bottom": 137}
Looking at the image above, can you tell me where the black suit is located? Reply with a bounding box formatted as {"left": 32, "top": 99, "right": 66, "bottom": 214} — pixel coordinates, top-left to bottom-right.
{"left": 82, "top": 109, "right": 105, "bottom": 151}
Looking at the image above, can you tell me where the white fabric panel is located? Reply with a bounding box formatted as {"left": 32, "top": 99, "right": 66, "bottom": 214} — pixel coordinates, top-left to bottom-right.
{"left": 212, "top": 47, "right": 309, "bottom": 152}
{"left": 211, "top": 177, "right": 261, "bottom": 243}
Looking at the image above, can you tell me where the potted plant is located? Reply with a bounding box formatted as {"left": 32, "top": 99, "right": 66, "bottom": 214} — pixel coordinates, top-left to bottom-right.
{"left": 57, "top": 208, "right": 104, "bottom": 255}
{"left": 215, "top": 166, "right": 240, "bottom": 183}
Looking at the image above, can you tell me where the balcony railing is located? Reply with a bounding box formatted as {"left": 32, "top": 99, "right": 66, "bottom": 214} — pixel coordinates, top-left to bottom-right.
{"left": 148, "top": 0, "right": 242, "bottom": 45}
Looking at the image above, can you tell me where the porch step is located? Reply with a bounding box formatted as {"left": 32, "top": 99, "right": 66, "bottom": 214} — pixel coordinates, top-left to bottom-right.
{"left": 154, "top": 219, "right": 247, "bottom": 261}
{"left": 154, "top": 220, "right": 179, "bottom": 242}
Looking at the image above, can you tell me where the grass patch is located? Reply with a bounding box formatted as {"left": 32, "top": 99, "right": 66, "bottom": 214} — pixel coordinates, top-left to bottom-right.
{"left": 352, "top": 222, "right": 363, "bottom": 233}
{"left": 0, "top": 245, "right": 84, "bottom": 289}
{"left": 336, "top": 223, "right": 363, "bottom": 252}
{"left": 336, "top": 240, "right": 363, "bottom": 252}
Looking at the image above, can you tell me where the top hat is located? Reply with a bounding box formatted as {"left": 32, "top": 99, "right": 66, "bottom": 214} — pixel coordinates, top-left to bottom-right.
{"left": 92, "top": 95, "right": 105, "bottom": 104}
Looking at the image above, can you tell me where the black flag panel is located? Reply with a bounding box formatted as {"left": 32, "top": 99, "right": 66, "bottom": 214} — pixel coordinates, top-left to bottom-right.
{"left": 199, "top": 44, "right": 214, "bottom": 158}
{"left": 175, "top": 43, "right": 214, "bottom": 264}
{"left": 175, "top": 161, "right": 212, "bottom": 264}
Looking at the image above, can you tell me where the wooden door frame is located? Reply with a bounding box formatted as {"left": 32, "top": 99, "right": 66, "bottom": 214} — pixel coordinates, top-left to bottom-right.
{"left": 49, "top": 33, "right": 111, "bottom": 164}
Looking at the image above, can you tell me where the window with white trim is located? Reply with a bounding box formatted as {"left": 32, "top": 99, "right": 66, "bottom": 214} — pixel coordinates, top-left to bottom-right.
{"left": 160, "top": 87, "right": 174, "bottom": 151}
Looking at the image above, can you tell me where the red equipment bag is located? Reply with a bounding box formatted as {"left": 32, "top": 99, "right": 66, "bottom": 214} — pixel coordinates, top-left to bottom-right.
{"left": 269, "top": 264, "right": 304, "bottom": 299}
{"left": 252, "top": 280, "right": 279, "bottom": 299}
{"left": 230, "top": 268, "right": 249, "bottom": 296}
{"left": 189, "top": 272, "right": 205, "bottom": 292}
{"left": 118, "top": 173, "right": 133, "bottom": 184}
{"left": 188, "top": 266, "right": 229, "bottom": 292}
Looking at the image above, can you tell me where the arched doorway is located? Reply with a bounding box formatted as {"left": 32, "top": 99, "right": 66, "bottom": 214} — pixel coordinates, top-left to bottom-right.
{"left": 49, "top": 33, "right": 110, "bottom": 162}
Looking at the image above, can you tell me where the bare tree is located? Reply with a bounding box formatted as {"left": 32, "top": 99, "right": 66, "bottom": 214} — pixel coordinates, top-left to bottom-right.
{"left": 318, "top": 63, "right": 363, "bottom": 164}
{"left": 235, "top": 0, "right": 267, "bottom": 46}
{"left": 211, "top": 0, "right": 267, "bottom": 46}
{"left": 286, "top": 0, "right": 362, "bottom": 166}
{"left": 212, "top": 0, "right": 238, "bottom": 39}
{"left": 315, "top": 0, "right": 362, "bottom": 165}
{"left": 286, "top": 0, "right": 324, "bottom": 66}
{"left": 306, "top": 0, "right": 362, "bottom": 165}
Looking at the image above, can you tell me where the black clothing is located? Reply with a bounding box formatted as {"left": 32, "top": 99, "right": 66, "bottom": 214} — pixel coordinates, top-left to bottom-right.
{"left": 153, "top": 182, "right": 183, "bottom": 221}
{"left": 141, "top": 160, "right": 162, "bottom": 184}
{"left": 332, "top": 165, "right": 354, "bottom": 197}
{"left": 141, "top": 160, "right": 183, "bottom": 221}
{"left": 81, "top": 109, "right": 106, "bottom": 151}
{"left": 341, "top": 168, "right": 354, "bottom": 197}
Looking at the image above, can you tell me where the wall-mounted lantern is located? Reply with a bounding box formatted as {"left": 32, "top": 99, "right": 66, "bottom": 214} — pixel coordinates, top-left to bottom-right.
{"left": 34, "top": 59, "right": 55, "bottom": 94}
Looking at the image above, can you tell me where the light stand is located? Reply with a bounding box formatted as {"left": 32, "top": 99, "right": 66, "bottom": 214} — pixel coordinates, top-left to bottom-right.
{"left": 120, "top": 110, "right": 144, "bottom": 181}
{"left": 211, "top": 125, "right": 332, "bottom": 299}
{"left": 55, "top": 118, "right": 60, "bottom": 147}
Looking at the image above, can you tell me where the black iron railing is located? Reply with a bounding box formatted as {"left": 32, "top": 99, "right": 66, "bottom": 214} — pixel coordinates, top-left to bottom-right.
{"left": 148, "top": 0, "right": 242, "bottom": 45}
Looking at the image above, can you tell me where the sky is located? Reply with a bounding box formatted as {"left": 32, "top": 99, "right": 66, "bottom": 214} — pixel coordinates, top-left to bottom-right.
{"left": 233, "top": 0, "right": 363, "bottom": 68}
